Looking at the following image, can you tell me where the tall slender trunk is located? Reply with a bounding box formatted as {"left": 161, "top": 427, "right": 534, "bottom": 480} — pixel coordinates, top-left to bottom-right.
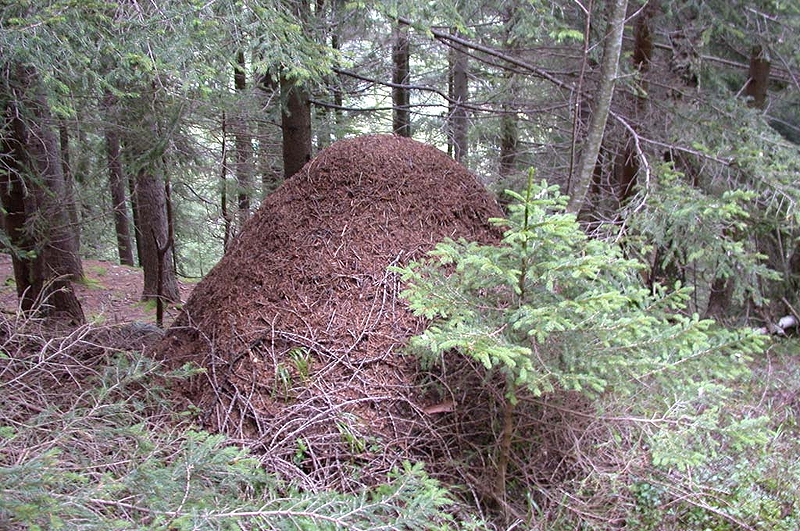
{"left": 255, "top": 71, "right": 282, "bottom": 197}
{"left": 612, "top": 2, "right": 656, "bottom": 208}
{"left": 220, "top": 111, "right": 232, "bottom": 251}
{"left": 280, "top": 77, "right": 312, "bottom": 179}
{"left": 134, "top": 164, "right": 180, "bottom": 303}
{"left": 59, "top": 121, "right": 81, "bottom": 254}
{"left": 632, "top": 0, "right": 656, "bottom": 108}
{"left": 104, "top": 93, "right": 135, "bottom": 266}
{"left": 448, "top": 35, "right": 469, "bottom": 163}
{"left": 233, "top": 50, "right": 253, "bottom": 228}
{"left": 279, "top": 0, "right": 313, "bottom": 179}
{"left": 331, "top": 28, "right": 344, "bottom": 140}
{"left": 567, "top": 0, "right": 629, "bottom": 214}
{"left": 498, "top": 8, "right": 519, "bottom": 178}
{"left": 745, "top": 45, "right": 770, "bottom": 109}
{"left": 499, "top": 110, "right": 518, "bottom": 177}
{"left": 392, "top": 23, "right": 411, "bottom": 137}
{"left": 128, "top": 167, "right": 143, "bottom": 267}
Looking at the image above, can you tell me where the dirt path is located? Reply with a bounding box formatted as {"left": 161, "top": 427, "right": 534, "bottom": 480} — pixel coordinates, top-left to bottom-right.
{"left": 0, "top": 254, "right": 194, "bottom": 325}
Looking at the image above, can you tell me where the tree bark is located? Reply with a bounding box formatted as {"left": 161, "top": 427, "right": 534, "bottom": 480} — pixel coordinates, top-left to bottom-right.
{"left": 255, "top": 71, "right": 282, "bottom": 197}
{"left": 233, "top": 50, "right": 253, "bottom": 227}
{"left": 745, "top": 45, "right": 770, "bottom": 109}
{"left": 448, "top": 36, "right": 469, "bottom": 163}
{"left": 611, "top": 3, "right": 656, "bottom": 208}
{"left": 392, "top": 23, "right": 411, "bottom": 137}
{"left": 59, "top": 121, "right": 82, "bottom": 255}
{"left": 499, "top": 110, "right": 518, "bottom": 177}
{"left": 133, "top": 165, "right": 180, "bottom": 303}
{"left": 1, "top": 64, "right": 84, "bottom": 322}
{"left": 128, "top": 166, "right": 144, "bottom": 267}
{"left": 220, "top": 111, "right": 233, "bottom": 251}
{"left": 498, "top": 7, "right": 519, "bottom": 178}
{"left": 632, "top": 0, "right": 656, "bottom": 108}
{"left": 104, "top": 93, "right": 135, "bottom": 266}
{"left": 1, "top": 112, "right": 39, "bottom": 310}
{"left": 280, "top": 76, "right": 312, "bottom": 179}
{"left": 567, "top": 0, "right": 629, "bottom": 214}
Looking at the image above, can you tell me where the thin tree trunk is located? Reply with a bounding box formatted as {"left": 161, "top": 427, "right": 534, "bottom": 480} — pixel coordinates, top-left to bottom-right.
{"left": 59, "top": 121, "right": 82, "bottom": 255}
{"left": 104, "top": 94, "right": 135, "bottom": 266}
{"left": 134, "top": 165, "right": 180, "bottom": 303}
{"left": 331, "top": 26, "right": 344, "bottom": 140}
{"left": 233, "top": 50, "right": 253, "bottom": 227}
{"left": 745, "top": 45, "right": 770, "bottom": 109}
{"left": 612, "top": 3, "right": 656, "bottom": 208}
{"left": 279, "top": 0, "right": 313, "bottom": 179}
{"left": 567, "top": 0, "right": 629, "bottom": 214}
{"left": 392, "top": 23, "right": 411, "bottom": 137}
{"left": 280, "top": 76, "right": 312, "bottom": 179}
{"left": 448, "top": 35, "right": 469, "bottom": 163}
{"left": 498, "top": 7, "right": 519, "bottom": 178}
{"left": 256, "top": 71, "right": 282, "bottom": 197}
{"left": 128, "top": 168, "right": 143, "bottom": 267}
{"left": 632, "top": 0, "right": 656, "bottom": 107}
{"left": 499, "top": 110, "right": 518, "bottom": 177}
{"left": 220, "top": 111, "right": 233, "bottom": 251}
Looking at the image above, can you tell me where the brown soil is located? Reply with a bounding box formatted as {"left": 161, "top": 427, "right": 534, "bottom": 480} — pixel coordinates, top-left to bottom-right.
{"left": 0, "top": 254, "right": 193, "bottom": 325}
{"left": 154, "top": 134, "right": 503, "bottom": 487}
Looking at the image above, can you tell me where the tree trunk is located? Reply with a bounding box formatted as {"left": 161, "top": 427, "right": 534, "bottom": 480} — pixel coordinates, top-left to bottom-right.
{"left": 611, "top": 3, "right": 656, "bottom": 208}
{"left": 133, "top": 165, "right": 180, "bottom": 303}
{"left": 128, "top": 167, "right": 144, "bottom": 267}
{"left": 633, "top": 0, "right": 656, "bottom": 109}
{"left": 745, "top": 45, "right": 770, "bottom": 109}
{"left": 1, "top": 112, "right": 39, "bottom": 310}
{"left": 233, "top": 50, "right": 253, "bottom": 227}
{"left": 448, "top": 35, "right": 469, "bottom": 163}
{"left": 256, "top": 71, "right": 282, "bottom": 197}
{"left": 104, "top": 94, "right": 135, "bottom": 266}
{"left": 1, "top": 64, "right": 84, "bottom": 322}
{"left": 59, "top": 121, "right": 82, "bottom": 255}
{"left": 331, "top": 25, "right": 344, "bottom": 140}
{"left": 567, "top": 0, "right": 629, "bottom": 214}
{"left": 392, "top": 23, "right": 411, "bottom": 137}
{"left": 220, "top": 111, "right": 232, "bottom": 251}
{"left": 280, "top": 76, "right": 312, "bottom": 179}
{"left": 498, "top": 7, "right": 520, "bottom": 179}
{"left": 499, "top": 111, "right": 518, "bottom": 177}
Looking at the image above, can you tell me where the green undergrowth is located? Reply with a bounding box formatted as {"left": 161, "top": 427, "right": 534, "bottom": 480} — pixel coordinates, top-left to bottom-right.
{"left": 394, "top": 176, "right": 798, "bottom": 529}
{"left": 0, "top": 319, "right": 461, "bottom": 531}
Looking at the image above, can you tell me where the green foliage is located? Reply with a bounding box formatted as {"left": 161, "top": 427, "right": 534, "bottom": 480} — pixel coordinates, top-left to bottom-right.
{"left": 395, "top": 174, "right": 765, "bottom": 402}
{"left": 393, "top": 174, "right": 787, "bottom": 528}
{"left": 624, "top": 341, "right": 800, "bottom": 530}
{"left": 0, "top": 321, "right": 460, "bottom": 531}
{"left": 627, "top": 162, "right": 781, "bottom": 309}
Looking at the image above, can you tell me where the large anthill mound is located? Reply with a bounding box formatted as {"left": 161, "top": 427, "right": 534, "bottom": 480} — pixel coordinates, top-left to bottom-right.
{"left": 156, "top": 134, "right": 502, "bottom": 487}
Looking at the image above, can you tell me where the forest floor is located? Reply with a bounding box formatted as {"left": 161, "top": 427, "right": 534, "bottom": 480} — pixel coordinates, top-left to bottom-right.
{"left": 0, "top": 253, "right": 195, "bottom": 326}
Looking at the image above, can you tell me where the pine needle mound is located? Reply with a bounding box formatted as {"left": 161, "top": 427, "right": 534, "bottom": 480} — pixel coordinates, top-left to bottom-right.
{"left": 155, "top": 134, "right": 502, "bottom": 487}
